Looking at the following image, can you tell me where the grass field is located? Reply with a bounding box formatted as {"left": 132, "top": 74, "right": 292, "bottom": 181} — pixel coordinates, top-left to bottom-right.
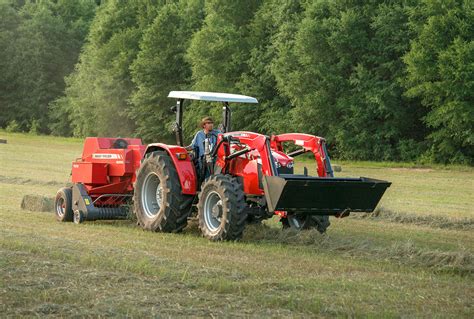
{"left": 1, "top": 132, "right": 473, "bottom": 317}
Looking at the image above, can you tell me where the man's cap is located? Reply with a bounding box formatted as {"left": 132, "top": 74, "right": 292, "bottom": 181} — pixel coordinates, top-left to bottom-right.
{"left": 201, "top": 116, "right": 214, "bottom": 127}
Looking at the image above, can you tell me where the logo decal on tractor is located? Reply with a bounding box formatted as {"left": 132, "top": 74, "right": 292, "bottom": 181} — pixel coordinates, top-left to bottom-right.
{"left": 92, "top": 153, "right": 122, "bottom": 159}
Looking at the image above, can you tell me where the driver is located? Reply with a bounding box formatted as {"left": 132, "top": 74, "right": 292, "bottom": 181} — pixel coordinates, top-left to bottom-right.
{"left": 189, "top": 116, "right": 220, "bottom": 158}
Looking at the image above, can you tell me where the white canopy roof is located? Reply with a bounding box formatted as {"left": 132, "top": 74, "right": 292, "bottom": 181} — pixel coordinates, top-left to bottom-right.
{"left": 168, "top": 91, "right": 258, "bottom": 104}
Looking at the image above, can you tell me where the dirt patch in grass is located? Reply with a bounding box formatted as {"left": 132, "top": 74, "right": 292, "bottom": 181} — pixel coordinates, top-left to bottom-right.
{"left": 20, "top": 195, "right": 54, "bottom": 212}
{"left": 184, "top": 217, "right": 201, "bottom": 235}
{"left": 243, "top": 224, "right": 474, "bottom": 276}
{"left": 352, "top": 207, "right": 474, "bottom": 231}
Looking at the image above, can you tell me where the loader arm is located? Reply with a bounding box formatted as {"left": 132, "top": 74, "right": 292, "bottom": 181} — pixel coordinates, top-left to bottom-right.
{"left": 216, "top": 131, "right": 278, "bottom": 177}
{"left": 270, "top": 133, "right": 333, "bottom": 177}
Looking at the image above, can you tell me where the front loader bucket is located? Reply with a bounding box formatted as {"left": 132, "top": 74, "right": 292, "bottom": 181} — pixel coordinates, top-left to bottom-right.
{"left": 263, "top": 175, "right": 391, "bottom": 215}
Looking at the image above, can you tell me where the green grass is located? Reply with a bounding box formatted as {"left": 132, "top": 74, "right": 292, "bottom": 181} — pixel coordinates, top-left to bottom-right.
{"left": 1, "top": 131, "right": 473, "bottom": 317}
{"left": 295, "top": 158, "right": 473, "bottom": 219}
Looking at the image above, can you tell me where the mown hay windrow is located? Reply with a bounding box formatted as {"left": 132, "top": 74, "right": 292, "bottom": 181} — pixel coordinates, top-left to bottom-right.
{"left": 352, "top": 207, "right": 474, "bottom": 231}
{"left": 243, "top": 224, "right": 473, "bottom": 276}
{"left": 0, "top": 175, "right": 66, "bottom": 187}
{"left": 21, "top": 195, "right": 54, "bottom": 213}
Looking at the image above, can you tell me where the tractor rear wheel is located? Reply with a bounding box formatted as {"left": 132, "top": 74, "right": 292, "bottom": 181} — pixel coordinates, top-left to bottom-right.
{"left": 282, "top": 214, "right": 330, "bottom": 234}
{"left": 198, "top": 175, "right": 247, "bottom": 241}
{"left": 133, "top": 151, "right": 193, "bottom": 232}
{"left": 55, "top": 187, "right": 73, "bottom": 222}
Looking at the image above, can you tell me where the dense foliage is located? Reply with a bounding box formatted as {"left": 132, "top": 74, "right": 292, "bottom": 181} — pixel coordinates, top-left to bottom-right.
{"left": 1, "top": 0, "right": 472, "bottom": 164}
{"left": 0, "top": 0, "right": 97, "bottom": 134}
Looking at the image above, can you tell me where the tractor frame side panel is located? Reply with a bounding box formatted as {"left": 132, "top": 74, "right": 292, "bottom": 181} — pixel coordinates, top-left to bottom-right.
{"left": 144, "top": 143, "right": 197, "bottom": 195}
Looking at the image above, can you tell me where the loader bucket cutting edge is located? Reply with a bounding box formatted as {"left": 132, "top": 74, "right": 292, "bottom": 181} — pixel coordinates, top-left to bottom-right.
{"left": 263, "top": 175, "right": 391, "bottom": 214}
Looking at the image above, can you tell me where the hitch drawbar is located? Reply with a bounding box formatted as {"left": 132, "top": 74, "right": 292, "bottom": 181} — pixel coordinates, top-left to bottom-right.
{"left": 263, "top": 175, "right": 391, "bottom": 215}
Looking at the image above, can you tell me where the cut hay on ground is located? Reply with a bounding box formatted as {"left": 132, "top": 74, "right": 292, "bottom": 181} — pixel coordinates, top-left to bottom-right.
{"left": 21, "top": 195, "right": 54, "bottom": 213}
{"left": 242, "top": 224, "right": 473, "bottom": 276}
{"left": 352, "top": 207, "right": 474, "bottom": 231}
{"left": 0, "top": 175, "right": 66, "bottom": 187}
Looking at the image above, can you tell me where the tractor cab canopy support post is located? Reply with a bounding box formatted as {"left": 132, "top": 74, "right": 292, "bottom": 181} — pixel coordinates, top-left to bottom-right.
{"left": 222, "top": 102, "right": 231, "bottom": 133}
{"left": 175, "top": 98, "right": 184, "bottom": 146}
{"left": 167, "top": 91, "right": 258, "bottom": 145}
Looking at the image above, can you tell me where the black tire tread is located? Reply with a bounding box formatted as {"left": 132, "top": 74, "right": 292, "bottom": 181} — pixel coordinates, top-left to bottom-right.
{"left": 55, "top": 187, "right": 73, "bottom": 222}
{"left": 198, "top": 175, "right": 247, "bottom": 241}
{"left": 309, "top": 215, "right": 330, "bottom": 233}
{"left": 282, "top": 214, "right": 330, "bottom": 234}
{"left": 134, "top": 151, "right": 193, "bottom": 233}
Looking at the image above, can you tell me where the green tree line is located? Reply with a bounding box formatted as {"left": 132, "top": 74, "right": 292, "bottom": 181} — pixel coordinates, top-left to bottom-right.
{"left": 0, "top": 0, "right": 97, "bottom": 133}
{"left": 1, "top": 0, "right": 472, "bottom": 164}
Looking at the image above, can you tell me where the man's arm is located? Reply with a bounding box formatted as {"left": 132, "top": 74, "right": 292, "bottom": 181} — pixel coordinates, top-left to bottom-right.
{"left": 186, "top": 131, "right": 199, "bottom": 150}
{"left": 188, "top": 131, "right": 206, "bottom": 157}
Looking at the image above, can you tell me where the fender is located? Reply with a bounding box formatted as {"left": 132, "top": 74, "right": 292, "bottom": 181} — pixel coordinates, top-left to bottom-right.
{"left": 144, "top": 143, "right": 197, "bottom": 195}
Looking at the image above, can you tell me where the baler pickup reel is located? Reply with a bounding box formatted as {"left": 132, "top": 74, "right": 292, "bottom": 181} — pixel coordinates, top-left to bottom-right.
{"left": 71, "top": 183, "right": 130, "bottom": 223}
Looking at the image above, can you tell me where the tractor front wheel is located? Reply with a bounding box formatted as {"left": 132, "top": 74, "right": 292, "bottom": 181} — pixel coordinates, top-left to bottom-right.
{"left": 282, "top": 214, "right": 330, "bottom": 234}
{"left": 133, "top": 151, "right": 193, "bottom": 233}
{"left": 198, "top": 175, "right": 247, "bottom": 241}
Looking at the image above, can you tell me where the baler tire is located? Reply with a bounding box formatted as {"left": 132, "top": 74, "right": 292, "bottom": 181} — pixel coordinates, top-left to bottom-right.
{"left": 73, "top": 210, "right": 84, "bottom": 224}
{"left": 198, "top": 175, "right": 247, "bottom": 241}
{"left": 133, "top": 151, "right": 193, "bottom": 233}
{"left": 54, "top": 187, "right": 73, "bottom": 222}
{"left": 283, "top": 214, "right": 330, "bottom": 234}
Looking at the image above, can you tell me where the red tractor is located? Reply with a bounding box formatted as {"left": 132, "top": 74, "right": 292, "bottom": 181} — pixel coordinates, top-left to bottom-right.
{"left": 55, "top": 91, "right": 390, "bottom": 241}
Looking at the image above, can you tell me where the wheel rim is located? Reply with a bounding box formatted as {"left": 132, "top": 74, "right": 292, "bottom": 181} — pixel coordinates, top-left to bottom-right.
{"left": 141, "top": 172, "right": 163, "bottom": 218}
{"left": 74, "top": 211, "right": 81, "bottom": 223}
{"left": 56, "top": 197, "right": 65, "bottom": 217}
{"left": 203, "top": 191, "right": 223, "bottom": 233}
{"left": 289, "top": 214, "right": 306, "bottom": 229}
